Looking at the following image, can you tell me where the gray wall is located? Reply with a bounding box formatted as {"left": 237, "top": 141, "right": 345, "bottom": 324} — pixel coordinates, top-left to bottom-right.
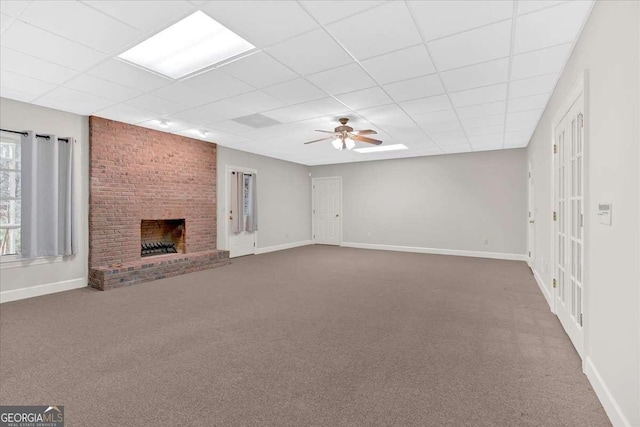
{"left": 311, "top": 148, "right": 527, "bottom": 256}
{"left": 0, "top": 98, "right": 89, "bottom": 297}
{"left": 527, "top": 1, "right": 639, "bottom": 424}
{"left": 217, "top": 146, "right": 312, "bottom": 250}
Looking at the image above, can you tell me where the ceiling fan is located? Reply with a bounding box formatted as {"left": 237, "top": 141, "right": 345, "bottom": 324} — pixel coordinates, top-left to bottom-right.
{"left": 304, "top": 118, "right": 382, "bottom": 151}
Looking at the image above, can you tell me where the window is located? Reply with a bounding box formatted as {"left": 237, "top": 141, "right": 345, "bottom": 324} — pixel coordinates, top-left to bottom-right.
{"left": 0, "top": 132, "right": 21, "bottom": 256}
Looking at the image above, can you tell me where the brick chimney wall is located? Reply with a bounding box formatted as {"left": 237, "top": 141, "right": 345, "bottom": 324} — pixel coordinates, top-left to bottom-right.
{"left": 89, "top": 116, "right": 217, "bottom": 268}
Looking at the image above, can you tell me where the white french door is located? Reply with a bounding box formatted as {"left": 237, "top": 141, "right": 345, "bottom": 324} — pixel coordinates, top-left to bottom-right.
{"left": 227, "top": 167, "right": 257, "bottom": 258}
{"left": 553, "top": 93, "right": 585, "bottom": 357}
{"left": 312, "top": 177, "right": 342, "bottom": 245}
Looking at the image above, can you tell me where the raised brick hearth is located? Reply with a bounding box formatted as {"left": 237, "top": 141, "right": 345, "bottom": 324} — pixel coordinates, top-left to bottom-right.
{"left": 88, "top": 117, "right": 229, "bottom": 290}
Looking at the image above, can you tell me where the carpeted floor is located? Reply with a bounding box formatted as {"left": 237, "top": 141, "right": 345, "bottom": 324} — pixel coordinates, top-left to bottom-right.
{"left": 0, "top": 246, "right": 609, "bottom": 426}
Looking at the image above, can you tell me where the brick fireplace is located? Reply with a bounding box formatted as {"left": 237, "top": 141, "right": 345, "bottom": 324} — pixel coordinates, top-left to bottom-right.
{"left": 88, "top": 117, "right": 229, "bottom": 290}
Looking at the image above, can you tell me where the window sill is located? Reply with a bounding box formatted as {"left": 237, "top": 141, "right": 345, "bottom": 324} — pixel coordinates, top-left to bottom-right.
{"left": 1, "top": 255, "right": 65, "bottom": 270}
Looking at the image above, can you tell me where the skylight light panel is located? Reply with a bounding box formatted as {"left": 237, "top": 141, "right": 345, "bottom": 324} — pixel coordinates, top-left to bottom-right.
{"left": 354, "top": 144, "right": 408, "bottom": 153}
{"left": 118, "top": 11, "right": 255, "bottom": 79}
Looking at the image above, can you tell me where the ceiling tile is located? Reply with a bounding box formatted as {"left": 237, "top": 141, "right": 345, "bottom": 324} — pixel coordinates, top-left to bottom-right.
{"left": 361, "top": 45, "right": 435, "bottom": 85}
{"left": 262, "top": 97, "right": 348, "bottom": 123}
{"left": 428, "top": 20, "right": 512, "bottom": 71}
{"left": 506, "top": 109, "right": 542, "bottom": 132}
{"left": 511, "top": 43, "right": 572, "bottom": 80}
{"left": 514, "top": 1, "right": 593, "bottom": 54}
{"left": 469, "top": 134, "right": 504, "bottom": 146}
{"left": 465, "top": 124, "right": 505, "bottom": 137}
{"left": 201, "top": 1, "right": 318, "bottom": 47}
{"left": 180, "top": 69, "right": 254, "bottom": 101}
{"left": 265, "top": 29, "right": 353, "bottom": 76}
{"left": 1, "top": 1, "right": 30, "bottom": 17}
{"left": 441, "top": 144, "right": 473, "bottom": 154}
{"left": 126, "top": 94, "right": 188, "bottom": 115}
{"left": 400, "top": 95, "right": 451, "bottom": 117}
{"left": 153, "top": 82, "right": 219, "bottom": 108}
{"left": 19, "top": 1, "right": 142, "bottom": 54}
{"left": 334, "top": 87, "right": 393, "bottom": 110}
{"left": 219, "top": 52, "right": 297, "bottom": 88}
{"left": 0, "top": 46, "right": 78, "bottom": 84}
{"left": 300, "top": 1, "right": 386, "bottom": 24}
{"left": 383, "top": 74, "right": 445, "bottom": 102}
{"left": 414, "top": 109, "right": 462, "bottom": 135}
{"left": 93, "top": 104, "right": 159, "bottom": 124}
{"left": 34, "top": 87, "right": 114, "bottom": 115}
{"left": 1, "top": 21, "right": 106, "bottom": 71}
{"left": 0, "top": 86, "right": 38, "bottom": 103}
{"left": 456, "top": 101, "right": 505, "bottom": 119}
{"left": 326, "top": 2, "right": 421, "bottom": 60}
{"left": 358, "top": 104, "right": 416, "bottom": 127}
{"left": 0, "top": 69, "right": 57, "bottom": 97}
{"left": 209, "top": 120, "right": 257, "bottom": 135}
{"left": 440, "top": 58, "right": 509, "bottom": 92}
{"left": 64, "top": 74, "right": 142, "bottom": 103}
{"left": 509, "top": 73, "right": 558, "bottom": 98}
{"left": 87, "top": 59, "right": 172, "bottom": 91}
{"left": 408, "top": 0, "right": 513, "bottom": 41}
{"left": 508, "top": 94, "right": 550, "bottom": 113}
{"left": 461, "top": 114, "right": 505, "bottom": 130}
{"left": 306, "top": 63, "right": 375, "bottom": 95}
{"left": 517, "top": 1, "right": 567, "bottom": 15}
{"left": 449, "top": 83, "right": 507, "bottom": 108}
{"left": 139, "top": 118, "right": 198, "bottom": 132}
{"left": 262, "top": 78, "right": 326, "bottom": 105}
{"left": 0, "top": 12, "right": 13, "bottom": 32}
{"left": 174, "top": 91, "right": 285, "bottom": 124}
{"left": 83, "top": 0, "right": 194, "bottom": 33}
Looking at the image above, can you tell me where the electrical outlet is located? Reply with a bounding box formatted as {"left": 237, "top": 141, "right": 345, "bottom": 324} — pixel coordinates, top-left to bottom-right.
{"left": 367, "top": 232, "right": 372, "bottom": 238}
{"left": 483, "top": 239, "right": 489, "bottom": 245}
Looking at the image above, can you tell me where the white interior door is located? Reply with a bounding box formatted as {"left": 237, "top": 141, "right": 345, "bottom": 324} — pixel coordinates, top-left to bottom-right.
{"left": 528, "top": 163, "right": 535, "bottom": 267}
{"left": 312, "top": 177, "right": 342, "bottom": 245}
{"left": 228, "top": 169, "right": 256, "bottom": 258}
{"left": 553, "top": 94, "right": 585, "bottom": 357}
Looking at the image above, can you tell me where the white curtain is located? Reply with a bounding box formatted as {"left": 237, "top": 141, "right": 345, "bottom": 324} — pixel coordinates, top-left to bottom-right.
{"left": 230, "top": 172, "right": 258, "bottom": 233}
{"left": 21, "top": 131, "right": 76, "bottom": 258}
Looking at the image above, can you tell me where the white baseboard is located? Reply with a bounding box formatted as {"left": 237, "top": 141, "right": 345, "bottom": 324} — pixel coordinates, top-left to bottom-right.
{"left": 256, "top": 240, "right": 312, "bottom": 255}
{"left": 340, "top": 242, "right": 527, "bottom": 261}
{"left": 585, "top": 357, "right": 632, "bottom": 427}
{"left": 531, "top": 267, "right": 553, "bottom": 310}
{"left": 1, "top": 277, "right": 86, "bottom": 303}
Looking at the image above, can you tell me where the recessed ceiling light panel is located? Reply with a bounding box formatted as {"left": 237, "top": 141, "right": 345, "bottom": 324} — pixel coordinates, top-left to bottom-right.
{"left": 354, "top": 144, "right": 408, "bottom": 154}
{"left": 118, "top": 11, "right": 255, "bottom": 79}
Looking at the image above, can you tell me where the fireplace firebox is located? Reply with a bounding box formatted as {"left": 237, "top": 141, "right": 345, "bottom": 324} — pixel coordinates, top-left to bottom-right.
{"left": 141, "top": 219, "right": 185, "bottom": 258}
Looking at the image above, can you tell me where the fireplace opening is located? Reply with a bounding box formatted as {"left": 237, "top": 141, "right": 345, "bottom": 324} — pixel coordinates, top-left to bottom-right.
{"left": 141, "top": 219, "right": 185, "bottom": 258}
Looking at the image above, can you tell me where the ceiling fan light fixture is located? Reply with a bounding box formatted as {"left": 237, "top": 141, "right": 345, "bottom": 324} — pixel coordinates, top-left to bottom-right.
{"left": 345, "top": 137, "right": 356, "bottom": 150}
{"left": 332, "top": 137, "right": 343, "bottom": 151}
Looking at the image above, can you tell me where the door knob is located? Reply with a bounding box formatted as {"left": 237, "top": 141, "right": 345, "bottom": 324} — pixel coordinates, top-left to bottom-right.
{"left": 229, "top": 216, "right": 233, "bottom": 220}
{"left": 335, "top": 214, "right": 340, "bottom": 218}
{"left": 529, "top": 220, "right": 535, "bottom": 224}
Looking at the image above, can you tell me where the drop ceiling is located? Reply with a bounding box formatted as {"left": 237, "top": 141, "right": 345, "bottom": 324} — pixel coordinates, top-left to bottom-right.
{"left": 0, "top": 0, "right": 594, "bottom": 165}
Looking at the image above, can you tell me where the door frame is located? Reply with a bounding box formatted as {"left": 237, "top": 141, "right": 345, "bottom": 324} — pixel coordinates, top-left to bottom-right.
{"left": 224, "top": 164, "right": 258, "bottom": 254}
{"left": 311, "top": 176, "right": 343, "bottom": 245}
{"left": 550, "top": 72, "right": 589, "bottom": 362}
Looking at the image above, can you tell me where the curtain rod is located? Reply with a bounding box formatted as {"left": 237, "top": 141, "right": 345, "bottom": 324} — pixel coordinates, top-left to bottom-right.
{"left": 0, "top": 128, "right": 70, "bottom": 143}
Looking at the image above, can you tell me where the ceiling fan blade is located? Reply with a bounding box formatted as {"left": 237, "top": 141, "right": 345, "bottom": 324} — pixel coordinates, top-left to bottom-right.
{"left": 354, "top": 129, "right": 377, "bottom": 135}
{"left": 314, "top": 130, "right": 335, "bottom": 134}
{"left": 304, "top": 136, "right": 334, "bottom": 144}
{"left": 351, "top": 134, "right": 383, "bottom": 145}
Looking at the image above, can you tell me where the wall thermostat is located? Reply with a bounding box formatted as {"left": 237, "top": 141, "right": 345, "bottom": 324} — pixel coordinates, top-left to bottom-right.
{"left": 597, "top": 202, "right": 612, "bottom": 226}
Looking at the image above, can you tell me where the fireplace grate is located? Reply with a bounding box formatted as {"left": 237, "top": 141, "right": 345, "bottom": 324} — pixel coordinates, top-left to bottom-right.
{"left": 141, "top": 241, "right": 178, "bottom": 257}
